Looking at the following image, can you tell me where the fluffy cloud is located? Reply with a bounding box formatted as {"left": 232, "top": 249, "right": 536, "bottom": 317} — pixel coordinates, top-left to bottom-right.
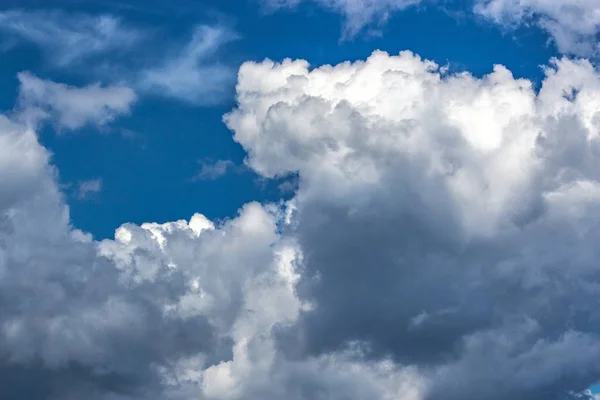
{"left": 17, "top": 72, "right": 137, "bottom": 131}
{"left": 0, "top": 10, "right": 141, "bottom": 67}
{"left": 0, "top": 73, "right": 426, "bottom": 399}
{"left": 475, "top": 0, "right": 600, "bottom": 56}
{"left": 5, "top": 27, "right": 600, "bottom": 400}
{"left": 264, "top": 0, "right": 423, "bottom": 38}
{"left": 225, "top": 50, "right": 600, "bottom": 399}
{"left": 138, "top": 25, "right": 238, "bottom": 105}
{"left": 0, "top": 108, "right": 278, "bottom": 398}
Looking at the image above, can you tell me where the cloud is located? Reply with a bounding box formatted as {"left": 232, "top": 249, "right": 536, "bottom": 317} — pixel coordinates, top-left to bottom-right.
{"left": 265, "top": 0, "right": 600, "bottom": 56}
{"left": 76, "top": 178, "right": 103, "bottom": 200}
{"left": 192, "top": 159, "right": 239, "bottom": 180}
{"left": 17, "top": 72, "right": 137, "bottom": 131}
{"left": 263, "top": 0, "right": 423, "bottom": 38}
{"left": 225, "top": 50, "right": 600, "bottom": 399}
{"left": 0, "top": 10, "right": 142, "bottom": 67}
{"left": 138, "top": 25, "right": 238, "bottom": 105}
{"left": 0, "top": 77, "right": 427, "bottom": 399}
{"left": 0, "top": 10, "right": 237, "bottom": 106}
{"left": 0, "top": 108, "right": 266, "bottom": 397}
{"left": 474, "top": 0, "right": 600, "bottom": 56}
{"left": 4, "top": 34, "right": 600, "bottom": 400}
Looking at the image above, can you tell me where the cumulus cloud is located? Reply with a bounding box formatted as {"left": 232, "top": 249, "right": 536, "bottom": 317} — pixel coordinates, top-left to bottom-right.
{"left": 0, "top": 10, "right": 142, "bottom": 67}
{"left": 17, "top": 72, "right": 137, "bottom": 131}
{"left": 264, "top": 0, "right": 423, "bottom": 38}
{"left": 4, "top": 26, "right": 600, "bottom": 400}
{"left": 225, "top": 50, "right": 600, "bottom": 399}
{"left": 0, "top": 110, "right": 276, "bottom": 398}
{"left": 138, "top": 25, "right": 238, "bottom": 105}
{"left": 0, "top": 74, "right": 426, "bottom": 399}
{"left": 474, "top": 0, "right": 600, "bottom": 56}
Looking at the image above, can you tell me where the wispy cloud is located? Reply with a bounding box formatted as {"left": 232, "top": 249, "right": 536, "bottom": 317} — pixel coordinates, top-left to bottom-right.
{"left": 192, "top": 158, "right": 244, "bottom": 181}
{"left": 18, "top": 72, "right": 137, "bottom": 131}
{"left": 0, "top": 10, "right": 237, "bottom": 106}
{"left": 262, "top": 0, "right": 423, "bottom": 39}
{"left": 76, "top": 178, "right": 102, "bottom": 200}
{"left": 138, "top": 25, "right": 238, "bottom": 105}
{"left": 475, "top": 0, "right": 600, "bottom": 56}
{"left": 0, "top": 10, "right": 143, "bottom": 66}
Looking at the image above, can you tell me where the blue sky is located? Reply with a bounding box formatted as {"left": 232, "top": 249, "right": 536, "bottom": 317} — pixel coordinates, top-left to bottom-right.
{"left": 1, "top": 1, "right": 600, "bottom": 399}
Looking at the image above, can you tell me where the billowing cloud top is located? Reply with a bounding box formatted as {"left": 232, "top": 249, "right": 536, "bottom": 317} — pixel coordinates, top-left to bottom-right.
{"left": 225, "top": 50, "right": 600, "bottom": 399}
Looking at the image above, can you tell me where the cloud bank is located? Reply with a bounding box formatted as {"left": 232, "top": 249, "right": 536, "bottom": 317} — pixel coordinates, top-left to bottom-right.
{"left": 2, "top": 36, "right": 600, "bottom": 400}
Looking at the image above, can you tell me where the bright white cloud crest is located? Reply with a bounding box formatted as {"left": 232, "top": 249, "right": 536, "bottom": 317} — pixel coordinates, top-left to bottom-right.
{"left": 2, "top": 47, "right": 600, "bottom": 400}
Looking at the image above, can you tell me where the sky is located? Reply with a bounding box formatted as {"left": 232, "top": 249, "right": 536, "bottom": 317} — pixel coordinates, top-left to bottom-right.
{"left": 1, "top": 0, "right": 600, "bottom": 399}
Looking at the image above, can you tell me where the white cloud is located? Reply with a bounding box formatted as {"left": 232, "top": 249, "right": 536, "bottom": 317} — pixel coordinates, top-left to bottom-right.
{"left": 4, "top": 27, "right": 600, "bottom": 399}
{"left": 0, "top": 10, "right": 237, "bottom": 106}
{"left": 17, "top": 72, "right": 137, "bottom": 131}
{"left": 0, "top": 73, "right": 425, "bottom": 399}
{"left": 225, "top": 50, "right": 600, "bottom": 399}
{"left": 76, "top": 178, "right": 102, "bottom": 200}
{"left": 138, "top": 25, "right": 238, "bottom": 105}
{"left": 193, "top": 159, "right": 238, "bottom": 180}
{"left": 264, "top": 0, "right": 423, "bottom": 38}
{"left": 0, "top": 10, "right": 142, "bottom": 67}
{"left": 474, "top": 0, "right": 600, "bottom": 56}
{"left": 265, "top": 0, "right": 600, "bottom": 56}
